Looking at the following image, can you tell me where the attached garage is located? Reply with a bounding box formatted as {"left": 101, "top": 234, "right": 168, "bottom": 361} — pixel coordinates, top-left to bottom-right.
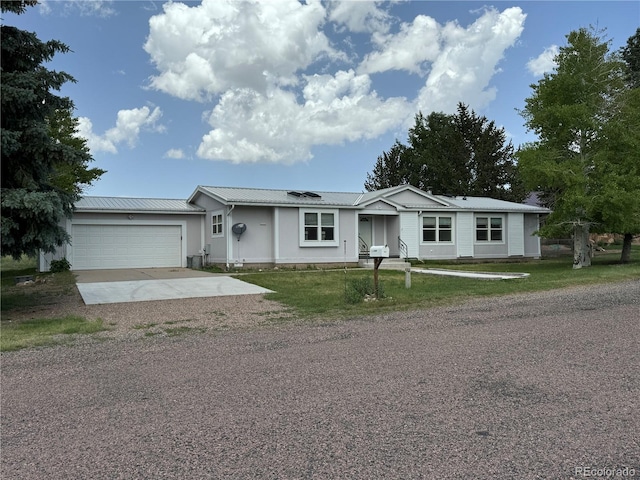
{"left": 70, "top": 224, "right": 183, "bottom": 270}
{"left": 39, "top": 197, "right": 205, "bottom": 272}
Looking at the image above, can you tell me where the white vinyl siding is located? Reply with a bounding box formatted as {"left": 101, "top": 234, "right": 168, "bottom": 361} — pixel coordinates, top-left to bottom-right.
{"left": 457, "top": 212, "right": 474, "bottom": 257}
{"left": 400, "top": 212, "right": 419, "bottom": 258}
{"left": 508, "top": 213, "right": 525, "bottom": 256}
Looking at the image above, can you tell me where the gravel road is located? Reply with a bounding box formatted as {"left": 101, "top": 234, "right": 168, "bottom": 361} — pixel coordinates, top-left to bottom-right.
{"left": 2, "top": 281, "right": 639, "bottom": 479}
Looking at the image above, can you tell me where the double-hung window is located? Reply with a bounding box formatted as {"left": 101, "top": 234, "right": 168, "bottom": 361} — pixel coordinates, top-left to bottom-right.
{"left": 476, "top": 216, "right": 503, "bottom": 242}
{"left": 422, "top": 216, "right": 453, "bottom": 242}
{"left": 212, "top": 212, "right": 223, "bottom": 237}
{"left": 300, "top": 209, "right": 339, "bottom": 246}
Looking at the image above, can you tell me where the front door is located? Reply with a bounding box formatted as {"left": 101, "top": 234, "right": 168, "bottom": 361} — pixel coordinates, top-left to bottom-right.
{"left": 359, "top": 216, "right": 373, "bottom": 255}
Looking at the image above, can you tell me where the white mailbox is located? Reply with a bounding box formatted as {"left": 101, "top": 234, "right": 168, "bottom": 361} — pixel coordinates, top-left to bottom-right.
{"left": 369, "top": 245, "right": 389, "bottom": 258}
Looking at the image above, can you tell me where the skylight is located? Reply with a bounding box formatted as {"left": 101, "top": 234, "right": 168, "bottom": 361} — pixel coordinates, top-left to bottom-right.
{"left": 287, "top": 191, "right": 321, "bottom": 199}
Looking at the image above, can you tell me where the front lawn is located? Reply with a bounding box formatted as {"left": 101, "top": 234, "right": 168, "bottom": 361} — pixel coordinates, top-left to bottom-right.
{"left": 1, "top": 256, "right": 109, "bottom": 351}
{"left": 1, "top": 249, "right": 638, "bottom": 350}
{"left": 237, "top": 247, "right": 640, "bottom": 319}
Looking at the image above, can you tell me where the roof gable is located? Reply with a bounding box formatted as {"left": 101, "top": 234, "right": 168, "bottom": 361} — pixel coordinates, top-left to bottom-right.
{"left": 357, "top": 185, "right": 450, "bottom": 209}
{"left": 361, "top": 199, "right": 398, "bottom": 212}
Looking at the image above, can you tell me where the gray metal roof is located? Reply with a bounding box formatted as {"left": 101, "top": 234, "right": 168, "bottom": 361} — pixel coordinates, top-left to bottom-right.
{"left": 76, "top": 196, "right": 205, "bottom": 213}
{"left": 195, "top": 186, "right": 363, "bottom": 207}
{"left": 444, "top": 196, "right": 550, "bottom": 213}
{"left": 79, "top": 188, "right": 549, "bottom": 215}
{"left": 192, "top": 186, "right": 550, "bottom": 213}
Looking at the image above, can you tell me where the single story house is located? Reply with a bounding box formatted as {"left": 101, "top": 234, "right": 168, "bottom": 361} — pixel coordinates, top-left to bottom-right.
{"left": 40, "top": 185, "right": 550, "bottom": 271}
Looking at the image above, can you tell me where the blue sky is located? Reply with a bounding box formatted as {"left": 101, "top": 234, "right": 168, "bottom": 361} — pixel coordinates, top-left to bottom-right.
{"left": 5, "top": 1, "right": 638, "bottom": 199}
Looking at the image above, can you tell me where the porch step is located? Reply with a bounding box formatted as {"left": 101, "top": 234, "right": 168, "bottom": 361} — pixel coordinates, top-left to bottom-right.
{"left": 358, "top": 258, "right": 411, "bottom": 270}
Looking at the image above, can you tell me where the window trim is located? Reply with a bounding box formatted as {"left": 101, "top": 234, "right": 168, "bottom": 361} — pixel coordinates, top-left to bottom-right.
{"left": 421, "top": 214, "right": 454, "bottom": 244}
{"left": 299, "top": 209, "right": 339, "bottom": 247}
{"left": 475, "top": 215, "right": 504, "bottom": 243}
{"left": 211, "top": 211, "right": 224, "bottom": 238}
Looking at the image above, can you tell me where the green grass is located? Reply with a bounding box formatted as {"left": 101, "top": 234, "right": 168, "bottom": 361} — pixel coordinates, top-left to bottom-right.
{"left": 1, "top": 255, "right": 106, "bottom": 351}
{"left": 1, "top": 256, "right": 77, "bottom": 311}
{"left": 1, "top": 315, "right": 110, "bottom": 352}
{"left": 0, "top": 255, "right": 37, "bottom": 273}
{"left": 237, "top": 248, "right": 640, "bottom": 320}
{"left": 1, "top": 250, "right": 638, "bottom": 349}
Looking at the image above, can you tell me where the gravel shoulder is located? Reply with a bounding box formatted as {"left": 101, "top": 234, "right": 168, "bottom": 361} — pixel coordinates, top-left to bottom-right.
{"left": 2, "top": 282, "right": 295, "bottom": 341}
{"left": 2, "top": 280, "right": 639, "bottom": 479}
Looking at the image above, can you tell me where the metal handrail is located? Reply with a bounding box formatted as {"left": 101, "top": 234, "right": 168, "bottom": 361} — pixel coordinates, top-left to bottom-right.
{"left": 358, "top": 236, "right": 369, "bottom": 255}
{"left": 398, "top": 236, "right": 408, "bottom": 260}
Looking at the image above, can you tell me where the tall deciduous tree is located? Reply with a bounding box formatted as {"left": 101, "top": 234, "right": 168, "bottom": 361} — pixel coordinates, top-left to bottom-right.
{"left": 518, "top": 27, "right": 630, "bottom": 268}
{"left": 365, "top": 104, "right": 525, "bottom": 203}
{"left": 612, "top": 28, "right": 640, "bottom": 263}
{"left": 1, "top": 1, "right": 104, "bottom": 259}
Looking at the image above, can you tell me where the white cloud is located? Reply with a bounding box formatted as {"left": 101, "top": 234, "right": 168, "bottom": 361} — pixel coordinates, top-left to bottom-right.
{"left": 527, "top": 45, "right": 559, "bottom": 76}
{"left": 144, "top": 0, "right": 342, "bottom": 101}
{"left": 327, "top": 1, "right": 392, "bottom": 34}
{"left": 77, "top": 117, "right": 117, "bottom": 154}
{"left": 144, "top": 2, "right": 525, "bottom": 165}
{"left": 39, "top": 0, "right": 116, "bottom": 17}
{"left": 164, "top": 148, "right": 185, "bottom": 159}
{"left": 197, "top": 70, "right": 410, "bottom": 164}
{"left": 415, "top": 7, "right": 526, "bottom": 116}
{"left": 78, "top": 106, "right": 164, "bottom": 154}
{"left": 359, "top": 14, "right": 441, "bottom": 75}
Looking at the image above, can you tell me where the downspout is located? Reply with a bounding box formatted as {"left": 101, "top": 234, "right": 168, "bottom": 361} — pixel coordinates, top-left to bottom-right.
{"left": 200, "top": 215, "right": 206, "bottom": 266}
{"left": 226, "top": 205, "right": 235, "bottom": 270}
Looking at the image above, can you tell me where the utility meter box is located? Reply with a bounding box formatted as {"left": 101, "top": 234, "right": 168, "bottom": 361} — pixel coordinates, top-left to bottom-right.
{"left": 369, "top": 245, "right": 389, "bottom": 258}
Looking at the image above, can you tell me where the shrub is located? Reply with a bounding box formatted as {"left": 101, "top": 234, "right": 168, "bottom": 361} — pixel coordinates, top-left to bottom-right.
{"left": 345, "top": 276, "right": 384, "bottom": 304}
{"left": 49, "top": 258, "right": 71, "bottom": 273}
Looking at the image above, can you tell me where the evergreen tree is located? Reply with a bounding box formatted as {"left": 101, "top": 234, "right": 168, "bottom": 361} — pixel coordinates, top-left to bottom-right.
{"left": 1, "top": 1, "right": 103, "bottom": 259}
{"left": 365, "top": 103, "right": 525, "bottom": 203}
{"left": 621, "top": 28, "right": 640, "bottom": 88}
{"left": 364, "top": 141, "right": 410, "bottom": 191}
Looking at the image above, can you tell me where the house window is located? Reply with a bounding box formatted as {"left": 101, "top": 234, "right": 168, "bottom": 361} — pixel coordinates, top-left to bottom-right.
{"left": 476, "top": 216, "right": 503, "bottom": 242}
{"left": 422, "top": 216, "right": 453, "bottom": 242}
{"left": 212, "top": 212, "right": 223, "bottom": 236}
{"left": 300, "top": 209, "right": 339, "bottom": 246}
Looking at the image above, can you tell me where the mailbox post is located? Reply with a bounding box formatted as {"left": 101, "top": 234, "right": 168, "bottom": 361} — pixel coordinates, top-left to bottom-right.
{"left": 369, "top": 245, "right": 389, "bottom": 299}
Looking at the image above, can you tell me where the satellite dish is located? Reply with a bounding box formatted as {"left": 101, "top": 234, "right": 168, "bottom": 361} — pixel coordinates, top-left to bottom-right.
{"left": 232, "top": 223, "right": 246, "bottom": 241}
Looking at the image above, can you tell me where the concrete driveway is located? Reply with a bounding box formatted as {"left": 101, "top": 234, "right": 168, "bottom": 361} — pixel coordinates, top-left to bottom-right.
{"left": 74, "top": 268, "right": 272, "bottom": 305}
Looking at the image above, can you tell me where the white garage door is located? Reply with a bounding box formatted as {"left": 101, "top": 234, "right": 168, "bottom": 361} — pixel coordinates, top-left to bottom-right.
{"left": 71, "top": 224, "right": 182, "bottom": 270}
